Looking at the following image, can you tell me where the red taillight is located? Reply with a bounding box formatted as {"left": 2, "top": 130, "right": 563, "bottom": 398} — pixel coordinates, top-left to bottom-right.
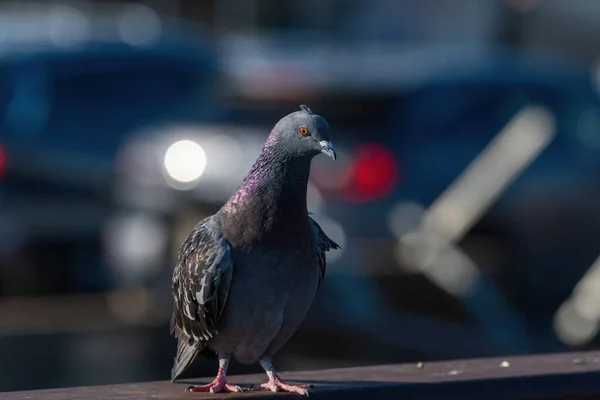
{"left": 343, "top": 143, "right": 399, "bottom": 203}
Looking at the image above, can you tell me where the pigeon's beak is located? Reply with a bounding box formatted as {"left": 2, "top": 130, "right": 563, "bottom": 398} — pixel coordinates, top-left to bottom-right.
{"left": 318, "top": 140, "right": 337, "bottom": 161}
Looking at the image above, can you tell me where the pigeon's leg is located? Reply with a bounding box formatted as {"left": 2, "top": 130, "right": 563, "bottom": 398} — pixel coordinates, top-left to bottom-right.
{"left": 254, "top": 357, "right": 313, "bottom": 397}
{"left": 186, "top": 355, "right": 243, "bottom": 393}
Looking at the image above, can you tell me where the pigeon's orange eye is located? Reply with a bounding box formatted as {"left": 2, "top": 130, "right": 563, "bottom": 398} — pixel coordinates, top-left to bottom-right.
{"left": 299, "top": 127, "right": 310, "bottom": 136}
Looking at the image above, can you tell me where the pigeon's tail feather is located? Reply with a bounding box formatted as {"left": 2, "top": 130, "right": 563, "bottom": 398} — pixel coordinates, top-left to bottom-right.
{"left": 171, "top": 338, "right": 201, "bottom": 382}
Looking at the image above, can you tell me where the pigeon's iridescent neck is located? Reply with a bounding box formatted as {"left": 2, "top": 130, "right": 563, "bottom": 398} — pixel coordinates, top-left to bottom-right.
{"left": 220, "top": 130, "right": 312, "bottom": 246}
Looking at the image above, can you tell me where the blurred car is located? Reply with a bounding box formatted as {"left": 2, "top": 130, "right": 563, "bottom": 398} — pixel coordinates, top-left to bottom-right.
{"left": 0, "top": 6, "right": 220, "bottom": 296}
{"left": 317, "top": 48, "right": 600, "bottom": 352}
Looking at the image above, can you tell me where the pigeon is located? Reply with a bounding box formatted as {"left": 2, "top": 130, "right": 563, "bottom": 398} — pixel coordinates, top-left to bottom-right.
{"left": 170, "top": 104, "right": 340, "bottom": 396}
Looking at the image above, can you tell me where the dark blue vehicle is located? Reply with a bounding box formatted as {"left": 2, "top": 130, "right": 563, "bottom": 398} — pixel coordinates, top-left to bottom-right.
{"left": 0, "top": 21, "right": 220, "bottom": 296}
{"left": 309, "top": 48, "right": 600, "bottom": 358}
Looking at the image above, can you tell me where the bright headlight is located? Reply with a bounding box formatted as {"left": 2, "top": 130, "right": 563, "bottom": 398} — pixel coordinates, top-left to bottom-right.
{"left": 164, "top": 139, "right": 207, "bottom": 184}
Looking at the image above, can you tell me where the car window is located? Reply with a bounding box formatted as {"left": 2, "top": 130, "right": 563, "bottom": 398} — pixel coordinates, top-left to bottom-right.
{"left": 46, "top": 60, "right": 202, "bottom": 151}
{"left": 395, "top": 81, "right": 569, "bottom": 146}
{"left": 2, "top": 55, "right": 211, "bottom": 156}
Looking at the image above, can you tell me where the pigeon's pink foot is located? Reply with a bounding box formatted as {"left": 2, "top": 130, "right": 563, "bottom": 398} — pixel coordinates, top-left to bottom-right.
{"left": 254, "top": 375, "right": 313, "bottom": 397}
{"left": 185, "top": 367, "right": 243, "bottom": 393}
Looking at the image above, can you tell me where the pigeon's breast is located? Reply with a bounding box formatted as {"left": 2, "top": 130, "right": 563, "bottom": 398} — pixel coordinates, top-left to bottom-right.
{"left": 209, "top": 246, "right": 320, "bottom": 364}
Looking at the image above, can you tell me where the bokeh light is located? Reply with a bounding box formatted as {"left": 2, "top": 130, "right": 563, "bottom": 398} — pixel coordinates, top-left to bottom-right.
{"left": 163, "top": 140, "right": 207, "bottom": 187}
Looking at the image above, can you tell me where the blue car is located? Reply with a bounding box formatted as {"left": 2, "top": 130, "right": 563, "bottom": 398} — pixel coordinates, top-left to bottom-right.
{"left": 309, "top": 49, "right": 600, "bottom": 357}
{"left": 0, "top": 17, "right": 220, "bottom": 295}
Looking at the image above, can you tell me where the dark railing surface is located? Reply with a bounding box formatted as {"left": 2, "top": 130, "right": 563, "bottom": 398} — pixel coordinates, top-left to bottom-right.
{"left": 2, "top": 351, "right": 600, "bottom": 400}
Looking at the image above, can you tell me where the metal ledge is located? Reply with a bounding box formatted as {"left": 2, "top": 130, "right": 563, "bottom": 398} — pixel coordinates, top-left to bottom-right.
{"left": 2, "top": 351, "right": 600, "bottom": 399}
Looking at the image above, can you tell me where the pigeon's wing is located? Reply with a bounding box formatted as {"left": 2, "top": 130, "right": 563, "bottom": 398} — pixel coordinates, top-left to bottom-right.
{"left": 309, "top": 216, "right": 340, "bottom": 289}
{"left": 170, "top": 216, "right": 234, "bottom": 380}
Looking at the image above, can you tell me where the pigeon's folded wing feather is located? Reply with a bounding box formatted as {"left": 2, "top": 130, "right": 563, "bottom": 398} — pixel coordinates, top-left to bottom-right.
{"left": 170, "top": 216, "right": 234, "bottom": 345}
{"left": 309, "top": 216, "right": 340, "bottom": 288}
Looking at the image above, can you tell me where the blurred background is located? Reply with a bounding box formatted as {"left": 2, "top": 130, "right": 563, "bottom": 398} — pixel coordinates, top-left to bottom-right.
{"left": 2, "top": 0, "right": 600, "bottom": 392}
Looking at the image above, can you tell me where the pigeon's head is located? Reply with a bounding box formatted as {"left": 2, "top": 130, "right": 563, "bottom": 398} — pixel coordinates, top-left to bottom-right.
{"left": 272, "top": 104, "right": 336, "bottom": 161}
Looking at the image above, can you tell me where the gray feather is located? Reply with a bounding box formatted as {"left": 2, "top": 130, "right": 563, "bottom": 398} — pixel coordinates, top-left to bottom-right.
{"left": 309, "top": 216, "right": 340, "bottom": 289}
{"left": 171, "top": 338, "right": 200, "bottom": 382}
{"left": 170, "top": 216, "right": 234, "bottom": 380}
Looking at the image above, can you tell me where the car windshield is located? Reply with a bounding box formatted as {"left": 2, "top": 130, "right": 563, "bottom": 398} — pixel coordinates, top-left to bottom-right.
{"left": 392, "top": 80, "right": 572, "bottom": 147}
{"left": 1, "top": 54, "right": 209, "bottom": 156}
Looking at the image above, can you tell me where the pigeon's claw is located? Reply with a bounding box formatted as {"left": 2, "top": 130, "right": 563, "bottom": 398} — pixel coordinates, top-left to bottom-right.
{"left": 186, "top": 377, "right": 243, "bottom": 393}
{"left": 184, "top": 356, "right": 243, "bottom": 393}
{"left": 254, "top": 376, "right": 313, "bottom": 397}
